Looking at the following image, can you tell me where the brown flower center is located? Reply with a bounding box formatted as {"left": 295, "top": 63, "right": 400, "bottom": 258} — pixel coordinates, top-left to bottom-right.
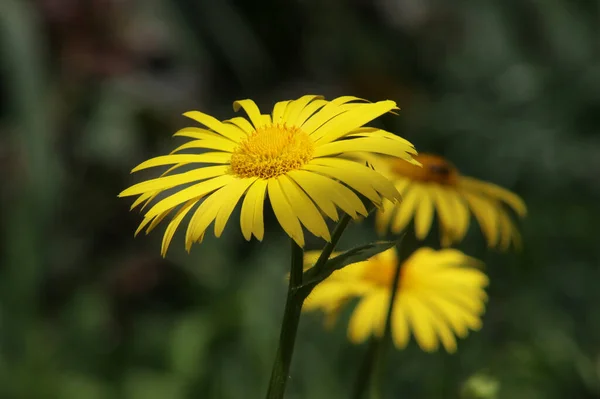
{"left": 391, "top": 153, "right": 459, "bottom": 186}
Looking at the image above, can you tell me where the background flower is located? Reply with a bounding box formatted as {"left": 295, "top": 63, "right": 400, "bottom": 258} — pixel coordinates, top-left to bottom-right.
{"left": 304, "top": 247, "right": 489, "bottom": 353}
{"left": 368, "top": 153, "right": 527, "bottom": 250}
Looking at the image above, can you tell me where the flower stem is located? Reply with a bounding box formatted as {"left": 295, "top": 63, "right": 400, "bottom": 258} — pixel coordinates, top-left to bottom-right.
{"left": 351, "top": 336, "right": 379, "bottom": 399}
{"left": 265, "top": 214, "right": 354, "bottom": 399}
{"left": 351, "top": 232, "right": 413, "bottom": 399}
{"left": 265, "top": 240, "right": 305, "bottom": 399}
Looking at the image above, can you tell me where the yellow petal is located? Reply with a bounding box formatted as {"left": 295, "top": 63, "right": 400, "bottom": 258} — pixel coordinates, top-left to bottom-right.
{"left": 261, "top": 114, "right": 271, "bottom": 126}
{"left": 403, "top": 294, "right": 439, "bottom": 352}
{"left": 278, "top": 175, "right": 331, "bottom": 241}
{"left": 267, "top": 179, "right": 305, "bottom": 246}
{"left": 294, "top": 99, "right": 328, "bottom": 127}
{"left": 430, "top": 285, "right": 487, "bottom": 315}
{"left": 285, "top": 95, "right": 324, "bottom": 126}
{"left": 214, "top": 177, "right": 258, "bottom": 237}
{"left": 348, "top": 291, "right": 386, "bottom": 344}
{"left": 134, "top": 212, "right": 164, "bottom": 237}
{"left": 313, "top": 137, "right": 416, "bottom": 161}
{"left": 224, "top": 117, "right": 255, "bottom": 135}
{"left": 311, "top": 101, "right": 397, "bottom": 144}
{"left": 391, "top": 184, "right": 418, "bottom": 234}
{"left": 414, "top": 186, "right": 434, "bottom": 240}
{"left": 304, "top": 163, "right": 381, "bottom": 205}
{"left": 161, "top": 200, "right": 196, "bottom": 256}
{"left": 310, "top": 157, "right": 402, "bottom": 200}
{"left": 272, "top": 100, "right": 290, "bottom": 124}
{"left": 130, "top": 191, "right": 157, "bottom": 211}
{"left": 250, "top": 180, "right": 268, "bottom": 240}
{"left": 130, "top": 153, "right": 232, "bottom": 173}
{"left": 447, "top": 190, "right": 471, "bottom": 241}
{"left": 460, "top": 177, "right": 527, "bottom": 217}
{"left": 375, "top": 199, "right": 396, "bottom": 236}
{"left": 375, "top": 246, "right": 399, "bottom": 267}
{"left": 422, "top": 300, "right": 458, "bottom": 353}
{"left": 170, "top": 138, "right": 237, "bottom": 154}
{"left": 233, "top": 99, "right": 264, "bottom": 129}
{"left": 346, "top": 128, "right": 415, "bottom": 147}
{"left": 430, "top": 186, "right": 455, "bottom": 235}
{"left": 287, "top": 171, "right": 339, "bottom": 221}
{"left": 288, "top": 169, "right": 367, "bottom": 218}
{"left": 145, "top": 209, "right": 172, "bottom": 235}
{"left": 301, "top": 96, "right": 366, "bottom": 134}
{"left": 304, "top": 281, "right": 370, "bottom": 311}
{"left": 462, "top": 192, "right": 499, "bottom": 247}
{"left": 498, "top": 210, "right": 516, "bottom": 251}
{"left": 183, "top": 111, "right": 246, "bottom": 142}
{"left": 391, "top": 298, "right": 410, "bottom": 349}
{"left": 143, "top": 174, "right": 235, "bottom": 219}
{"left": 185, "top": 192, "right": 224, "bottom": 245}
{"left": 120, "top": 165, "right": 229, "bottom": 197}
{"left": 173, "top": 127, "right": 226, "bottom": 141}
{"left": 239, "top": 178, "right": 268, "bottom": 241}
{"left": 424, "top": 294, "right": 482, "bottom": 337}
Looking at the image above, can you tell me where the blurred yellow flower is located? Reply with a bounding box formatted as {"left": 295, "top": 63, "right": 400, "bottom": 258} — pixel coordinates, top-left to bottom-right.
{"left": 371, "top": 153, "right": 527, "bottom": 250}
{"left": 119, "top": 95, "right": 418, "bottom": 256}
{"left": 303, "top": 247, "right": 488, "bottom": 353}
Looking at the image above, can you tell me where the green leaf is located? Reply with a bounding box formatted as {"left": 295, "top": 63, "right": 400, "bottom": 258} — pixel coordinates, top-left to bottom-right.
{"left": 302, "top": 240, "right": 399, "bottom": 288}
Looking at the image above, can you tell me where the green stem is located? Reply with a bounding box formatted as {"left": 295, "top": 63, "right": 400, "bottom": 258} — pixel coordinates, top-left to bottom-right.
{"left": 310, "top": 213, "right": 352, "bottom": 278}
{"left": 369, "top": 240, "right": 405, "bottom": 398}
{"left": 351, "top": 336, "right": 379, "bottom": 399}
{"left": 266, "top": 240, "right": 304, "bottom": 399}
{"left": 265, "top": 214, "right": 354, "bottom": 399}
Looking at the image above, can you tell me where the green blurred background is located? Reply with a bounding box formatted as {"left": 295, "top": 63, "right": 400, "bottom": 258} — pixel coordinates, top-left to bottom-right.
{"left": 1, "top": 0, "right": 599, "bottom": 398}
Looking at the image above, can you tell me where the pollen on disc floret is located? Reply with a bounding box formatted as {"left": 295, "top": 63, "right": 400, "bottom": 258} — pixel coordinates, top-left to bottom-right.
{"left": 230, "top": 124, "right": 315, "bottom": 179}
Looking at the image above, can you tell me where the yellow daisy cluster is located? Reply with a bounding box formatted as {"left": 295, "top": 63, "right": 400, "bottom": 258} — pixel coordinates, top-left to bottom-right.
{"left": 119, "top": 95, "right": 418, "bottom": 255}
{"left": 120, "top": 94, "right": 528, "bottom": 358}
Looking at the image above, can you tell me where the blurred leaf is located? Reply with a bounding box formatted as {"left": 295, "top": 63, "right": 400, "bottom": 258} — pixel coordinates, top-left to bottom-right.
{"left": 124, "top": 370, "right": 187, "bottom": 399}
{"left": 461, "top": 373, "right": 500, "bottom": 399}
{"left": 81, "top": 81, "right": 141, "bottom": 167}
{"left": 60, "top": 373, "right": 112, "bottom": 399}
{"left": 169, "top": 312, "right": 214, "bottom": 379}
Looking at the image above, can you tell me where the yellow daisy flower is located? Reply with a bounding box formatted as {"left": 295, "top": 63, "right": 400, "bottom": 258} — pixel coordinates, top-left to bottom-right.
{"left": 303, "top": 247, "right": 488, "bottom": 353}
{"left": 119, "top": 95, "right": 418, "bottom": 255}
{"left": 370, "top": 153, "right": 527, "bottom": 250}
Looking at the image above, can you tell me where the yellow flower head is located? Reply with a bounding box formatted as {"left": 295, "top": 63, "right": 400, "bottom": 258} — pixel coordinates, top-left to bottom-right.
{"left": 303, "top": 247, "right": 489, "bottom": 353}
{"left": 119, "top": 95, "right": 418, "bottom": 255}
{"left": 371, "top": 153, "right": 527, "bottom": 250}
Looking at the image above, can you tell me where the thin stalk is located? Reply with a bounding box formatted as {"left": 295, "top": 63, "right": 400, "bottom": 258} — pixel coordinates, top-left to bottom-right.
{"left": 309, "top": 213, "right": 352, "bottom": 278}
{"left": 368, "top": 243, "right": 404, "bottom": 399}
{"left": 265, "top": 240, "right": 304, "bottom": 399}
{"left": 265, "top": 214, "right": 354, "bottom": 399}
{"left": 351, "top": 336, "right": 379, "bottom": 399}
{"left": 351, "top": 232, "right": 412, "bottom": 399}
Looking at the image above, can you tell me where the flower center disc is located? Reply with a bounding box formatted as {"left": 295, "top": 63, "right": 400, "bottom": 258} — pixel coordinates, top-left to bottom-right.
{"left": 392, "top": 153, "right": 459, "bottom": 186}
{"left": 230, "top": 125, "right": 314, "bottom": 179}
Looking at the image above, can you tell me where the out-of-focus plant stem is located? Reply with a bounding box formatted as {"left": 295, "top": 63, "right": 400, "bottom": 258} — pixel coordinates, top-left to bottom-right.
{"left": 352, "top": 231, "right": 413, "bottom": 399}
{"left": 0, "top": 0, "right": 60, "bottom": 321}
